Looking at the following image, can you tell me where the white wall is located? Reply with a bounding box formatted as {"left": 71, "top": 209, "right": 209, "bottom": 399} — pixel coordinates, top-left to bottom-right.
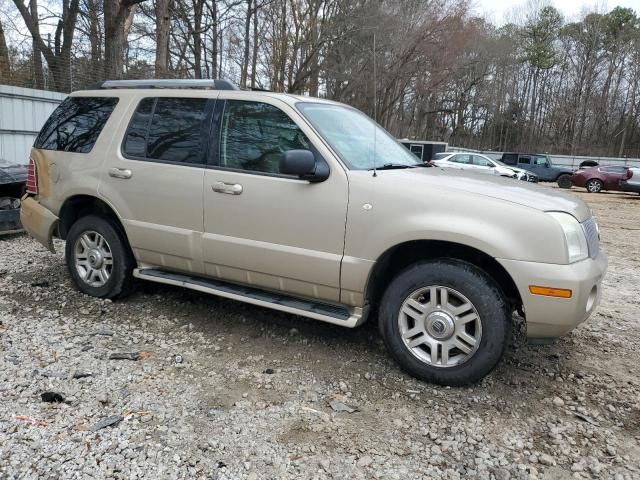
{"left": 0, "top": 85, "right": 66, "bottom": 165}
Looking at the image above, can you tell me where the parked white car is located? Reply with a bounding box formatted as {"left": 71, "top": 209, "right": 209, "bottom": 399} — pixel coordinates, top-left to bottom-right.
{"left": 431, "top": 152, "right": 538, "bottom": 183}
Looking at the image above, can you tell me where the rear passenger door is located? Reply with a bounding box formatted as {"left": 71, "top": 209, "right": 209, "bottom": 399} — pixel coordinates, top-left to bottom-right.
{"left": 99, "top": 95, "right": 215, "bottom": 275}
{"left": 201, "top": 97, "right": 349, "bottom": 303}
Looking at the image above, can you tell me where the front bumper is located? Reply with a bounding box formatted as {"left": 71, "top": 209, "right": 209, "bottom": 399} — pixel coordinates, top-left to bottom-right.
{"left": 19, "top": 196, "right": 58, "bottom": 252}
{"left": 498, "top": 253, "right": 608, "bottom": 339}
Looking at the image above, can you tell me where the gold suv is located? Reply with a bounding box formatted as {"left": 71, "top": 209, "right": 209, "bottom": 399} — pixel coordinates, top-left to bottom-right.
{"left": 21, "top": 79, "right": 607, "bottom": 385}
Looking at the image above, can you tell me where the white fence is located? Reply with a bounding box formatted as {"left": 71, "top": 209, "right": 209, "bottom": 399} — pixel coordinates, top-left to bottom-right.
{"left": 0, "top": 85, "right": 66, "bottom": 165}
{"left": 449, "top": 146, "right": 640, "bottom": 169}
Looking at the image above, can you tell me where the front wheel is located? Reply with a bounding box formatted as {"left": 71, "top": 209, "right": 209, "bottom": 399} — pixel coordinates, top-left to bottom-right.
{"left": 379, "top": 260, "right": 511, "bottom": 386}
{"left": 557, "top": 174, "right": 572, "bottom": 189}
{"left": 65, "top": 215, "right": 134, "bottom": 299}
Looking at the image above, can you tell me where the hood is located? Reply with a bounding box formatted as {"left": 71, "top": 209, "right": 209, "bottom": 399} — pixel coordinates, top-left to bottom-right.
{"left": 386, "top": 167, "right": 592, "bottom": 222}
{"left": 0, "top": 159, "right": 28, "bottom": 185}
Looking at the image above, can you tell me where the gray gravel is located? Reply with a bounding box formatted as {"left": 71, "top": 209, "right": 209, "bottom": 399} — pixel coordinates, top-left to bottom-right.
{"left": 1, "top": 188, "right": 639, "bottom": 479}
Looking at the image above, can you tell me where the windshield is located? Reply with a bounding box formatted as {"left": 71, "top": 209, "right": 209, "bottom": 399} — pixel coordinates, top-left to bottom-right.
{"left": 493, "top": 158, "right": 513, "bottom": 168}
{"left": 296, "top": 102, "right": 421, "bottom": 170}
{"left": 433, "top": 152, "right": 451, "bottom": 160}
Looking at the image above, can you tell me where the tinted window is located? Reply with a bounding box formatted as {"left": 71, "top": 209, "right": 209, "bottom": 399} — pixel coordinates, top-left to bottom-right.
{"left": 35, "top": 97, "right": 118, "bottom": 153}
{"left": 122, "top": 98, "right": 154, "bottom": 157}
{"left": 147, "top": 98, "right": 209, "bottom": 163}
{"left": 502, "top": 153, "right": 516, "bottom": 165}
{"left": 220, "top": 100, "right": 310, "bottom": 174}
{"left": 600, "top": 166, "right": 627, "bottom": 173}
{"left": 123, "top": 97, "right": 210, "bottom": 164}
{"left": 519, "top": 156, "right": 531, "bottom": 165}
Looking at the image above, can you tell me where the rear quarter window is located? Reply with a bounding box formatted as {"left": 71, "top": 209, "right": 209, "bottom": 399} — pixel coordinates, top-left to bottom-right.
{"left": 34, "top": 97, "right": 118, "bottom": 153}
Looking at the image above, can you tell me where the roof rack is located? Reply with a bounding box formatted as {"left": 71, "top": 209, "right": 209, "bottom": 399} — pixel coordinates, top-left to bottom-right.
{"left": 94, "top": 79, "right": 239, "bottom": 90}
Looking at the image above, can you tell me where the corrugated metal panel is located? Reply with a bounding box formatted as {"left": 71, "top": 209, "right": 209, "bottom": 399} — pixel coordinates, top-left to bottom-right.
{"left": 0, "top": 85, "right": 67, "bottom": 165}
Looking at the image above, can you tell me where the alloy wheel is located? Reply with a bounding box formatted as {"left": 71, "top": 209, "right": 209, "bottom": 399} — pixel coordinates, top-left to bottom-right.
{"left": 74, "top": 230, "right": 113, "bottom": 287}
{"left": 397, "top": 285, "right": 482, "bottom": 368}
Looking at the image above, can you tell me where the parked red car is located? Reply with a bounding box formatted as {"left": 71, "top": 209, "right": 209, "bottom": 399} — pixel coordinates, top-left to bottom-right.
{"left": 571, "top": 165, "right": 633, "bottom": 193}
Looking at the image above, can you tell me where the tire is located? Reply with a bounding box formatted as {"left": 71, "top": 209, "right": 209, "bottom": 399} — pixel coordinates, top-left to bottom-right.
{"left": 557, "top": 174, "right": 572, "bottom": 189}
{"left": 585, "top": 179, "right": 603, "bottom": 193}
{"left": 378, "top": 259, "right": 510, "bottom": 386}
{"left": 65, "top": 215, "right": 134, "bottom": 299}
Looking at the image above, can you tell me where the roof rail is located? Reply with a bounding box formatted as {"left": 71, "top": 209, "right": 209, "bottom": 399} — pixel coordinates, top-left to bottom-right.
{"left": 94, "top": 79, "right": 239, "bottom": 90}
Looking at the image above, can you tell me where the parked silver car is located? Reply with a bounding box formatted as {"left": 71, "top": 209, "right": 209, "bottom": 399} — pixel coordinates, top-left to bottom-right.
{"left": 620, "top": 167, "right": 640, "bottom": 194}
{"left": 432, "top": 152, "right": 538, "bottom": 182}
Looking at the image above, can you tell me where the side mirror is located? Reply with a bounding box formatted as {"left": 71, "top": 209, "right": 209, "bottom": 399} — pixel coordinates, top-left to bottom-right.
{"left": 280, "top": 149, "right": 329, "bottom": 182}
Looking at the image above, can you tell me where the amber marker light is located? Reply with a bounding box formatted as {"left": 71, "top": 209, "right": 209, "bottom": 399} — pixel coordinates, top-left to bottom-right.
{"left": 529, "top": 286, "right": 573, "bottom": 298}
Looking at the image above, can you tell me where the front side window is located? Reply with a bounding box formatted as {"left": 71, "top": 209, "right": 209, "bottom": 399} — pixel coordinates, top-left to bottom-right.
{"left": 35, "top": 97, "right": 118, "bottom": 153}
{"left": 219, "top": 100, "right": 310, "bottom": 174}
{"left": 297, "top": 102, "right": 420, "bottom": 170}
{"left": 533, "top": 156, "right": 549, "bottom": 166}
{"left": 123, "top": 97, "right": 210, "bottom": 164}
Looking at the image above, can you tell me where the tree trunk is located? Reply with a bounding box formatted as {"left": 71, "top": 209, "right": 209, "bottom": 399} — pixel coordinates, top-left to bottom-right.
{"left": 29, "top": 0, "right": 44, "bottom": 89}
{"left": 155, "top": 0, "right": 171, "bottom": 78}
{"left": 250, "top": 4, "right": 258, "bottom": 88}
{"left": 192, "top": 0, "right": 203, "bottom": 79}
{"left": 0, "top": 18, "right": 11, "bottom": 84}
{"left": 103, "top": 0, "right": 143, "bottom": 80}
{"left": 240, "top": 0, "right": 252, "bottom": 88}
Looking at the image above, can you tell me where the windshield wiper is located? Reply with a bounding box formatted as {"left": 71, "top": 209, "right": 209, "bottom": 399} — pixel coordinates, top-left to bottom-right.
{"left": 370, "top": 163, "right": 418, "bottom": 171}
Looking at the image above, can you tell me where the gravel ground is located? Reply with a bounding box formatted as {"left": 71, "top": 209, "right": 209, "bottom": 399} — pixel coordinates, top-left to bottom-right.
{"left": 1, "top": 187, "right": 639, "bottom": 480}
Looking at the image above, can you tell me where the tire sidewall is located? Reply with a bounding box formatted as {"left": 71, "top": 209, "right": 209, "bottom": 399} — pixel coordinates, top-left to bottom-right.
{"left": 65, "top": 215, "right": 132, "bottom": 298}
{"left": 379, "top": 259, "right": 510, "bottom": 386}
{"left": 557, "top": 174, "right": 572, "bottom": 189}
{"left": 586, "top": 179, "right": 602, "bottom": 193}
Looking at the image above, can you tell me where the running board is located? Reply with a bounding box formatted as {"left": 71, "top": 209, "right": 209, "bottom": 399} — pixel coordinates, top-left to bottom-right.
{"left": 133, "top": 268, "right": 365, "bottom": 328}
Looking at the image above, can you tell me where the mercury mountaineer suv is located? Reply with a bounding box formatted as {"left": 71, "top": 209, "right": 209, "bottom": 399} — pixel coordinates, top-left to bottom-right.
{"left": 21, "top": 79, "right": 607, "bottom": 386}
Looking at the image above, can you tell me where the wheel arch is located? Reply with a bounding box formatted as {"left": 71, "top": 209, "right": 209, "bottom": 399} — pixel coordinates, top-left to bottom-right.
{"left": 364, "top": 240, "right": 523, "bottom": 317}
{"left": 58, "top": 194, "right": 127, "bottom": 241}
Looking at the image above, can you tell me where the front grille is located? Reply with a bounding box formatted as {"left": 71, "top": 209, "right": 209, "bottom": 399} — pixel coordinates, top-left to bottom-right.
{"left": 582, "top": 217, "right": 600, "bottom": 258}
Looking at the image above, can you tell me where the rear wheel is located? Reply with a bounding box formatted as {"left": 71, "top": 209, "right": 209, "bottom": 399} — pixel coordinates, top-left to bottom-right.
{"left": 557, "top": 174, "right": 572, "bottom": 189}
{"left": 585, "top": 178, "right": 603, "bottom": 193}
{"left": 65, "top": 215, "right": 134, "bottom": 299}
{"left": 379, "top": 259, "right": 510, "bottom": 386}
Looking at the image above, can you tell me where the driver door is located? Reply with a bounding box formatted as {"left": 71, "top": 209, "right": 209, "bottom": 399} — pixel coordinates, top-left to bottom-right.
{"left": 201, "top": 96, "right": 349, "bottom": 303}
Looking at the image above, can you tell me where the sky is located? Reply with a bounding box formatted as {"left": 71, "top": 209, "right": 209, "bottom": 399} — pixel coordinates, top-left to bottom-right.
{"left": 474, "top": 0, "right": 640, "bottom": 25}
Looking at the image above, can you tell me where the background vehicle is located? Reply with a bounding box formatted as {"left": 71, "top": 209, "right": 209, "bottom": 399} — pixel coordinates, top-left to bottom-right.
{"left": 0, "top": 159, "right": 26, "bottom": 234}
{"left": 501, "top": 153, "right": 573, "bottom": 188}
{"left": 620, "top": 167, "right": 640, "bottom": 194}
{"left": 571, "top": 165, "right": 632, "bottom": 193}
{"left": 21, "top": 80, "right": 606, "bottom": 387}
{"left": 431, "top": 152, "right": 538, "bottom": 182}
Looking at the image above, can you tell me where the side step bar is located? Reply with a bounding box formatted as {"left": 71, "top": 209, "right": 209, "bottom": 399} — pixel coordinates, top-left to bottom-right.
{"left": 133, "top": 268, "right": 365, "bottom": 328}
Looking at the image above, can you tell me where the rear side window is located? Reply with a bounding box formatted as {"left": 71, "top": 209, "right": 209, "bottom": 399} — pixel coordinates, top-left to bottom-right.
{"left": 34, "top": 97, "right": 118, "bottom": 153}
{"left": 601, "top": 166, "right": 627, "bottom": 174}
{"left": 123, "top": 97, "right": 211, "bottom": 164}
{"left": 502, "top": 154, "right": 516, "bottom": 165}
{"left": 519, "top": 156, "right": 531, "bottom": 165}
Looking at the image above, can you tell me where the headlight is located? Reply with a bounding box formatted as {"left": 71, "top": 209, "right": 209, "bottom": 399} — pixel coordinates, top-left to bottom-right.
{"left": 547, "top": 212, "right": 589, "bottom": 263}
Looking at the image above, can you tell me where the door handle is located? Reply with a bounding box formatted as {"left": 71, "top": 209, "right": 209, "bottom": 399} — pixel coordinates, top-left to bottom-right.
{"left": 212, "top": 181, "right": 243, "bottom": 195}
{"left": 108, "top": 167, "right": 133, "bottom": 179}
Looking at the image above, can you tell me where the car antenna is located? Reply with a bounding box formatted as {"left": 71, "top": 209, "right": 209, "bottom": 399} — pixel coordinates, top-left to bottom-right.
{"left": 372, "top": 32, "right": 377, "bottom": 178}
